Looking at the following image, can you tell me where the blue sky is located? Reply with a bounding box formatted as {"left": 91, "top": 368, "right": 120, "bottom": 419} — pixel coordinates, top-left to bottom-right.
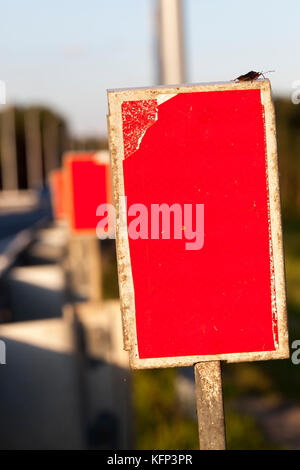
{"left": 1, "top": 0, "right": 299, "bottom": 136}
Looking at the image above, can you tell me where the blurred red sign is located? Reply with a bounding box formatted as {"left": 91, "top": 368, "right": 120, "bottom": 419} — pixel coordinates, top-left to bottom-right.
{"left": 49, "top": 169, "right": 66, "bottom": 221}
{"left": 64, "top": 151, "right": 112, "bottom": 235}
{"left": 108, "top": 81, "right": 289, "bottom": 369}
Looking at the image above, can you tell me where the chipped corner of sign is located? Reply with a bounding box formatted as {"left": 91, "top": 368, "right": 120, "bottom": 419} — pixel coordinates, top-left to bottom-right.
{"left": 121, "top": 92, "right": 178, "bottom": 160}
{"left": 156, "top": 93, "right": 178, "bottom": 105}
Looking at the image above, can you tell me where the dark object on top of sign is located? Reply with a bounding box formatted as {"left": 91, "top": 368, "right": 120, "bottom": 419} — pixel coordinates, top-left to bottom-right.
{"left": 234, "top": 70, "right": 274, "bottom": 82}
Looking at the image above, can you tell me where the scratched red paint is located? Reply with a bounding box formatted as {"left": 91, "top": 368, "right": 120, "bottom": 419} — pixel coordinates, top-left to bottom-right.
{"left": 122, "top": 100, "right": 158, "bottom": 159}
{"left": 122, "top": 89, "right": 278, "bottom": 359}
{"left": 65, "top": 153, "right": 110, "bottom": 232}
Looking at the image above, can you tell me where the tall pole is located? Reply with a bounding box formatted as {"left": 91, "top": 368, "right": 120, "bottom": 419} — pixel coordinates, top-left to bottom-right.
{"left": 157, "top": 0, "right": 186, "bottom": 85}
{"left": 24, "top": 109, "right": 43, "bottom": 189}
{"left": 1, "top": 106, "right": 18, "bottom": 191}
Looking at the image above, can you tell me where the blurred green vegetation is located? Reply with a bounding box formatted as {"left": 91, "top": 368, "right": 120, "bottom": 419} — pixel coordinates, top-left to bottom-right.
{"left": 133, "top": 369, "right": 198, "bottom": 450}
{"left": 275, "top": 99, "right": 300, "bottom": 218}
{"left": 133, "top": 368, "right": 281, "bottom": 449}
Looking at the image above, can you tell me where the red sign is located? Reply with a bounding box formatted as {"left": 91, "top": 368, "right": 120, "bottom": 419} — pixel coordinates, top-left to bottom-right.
{"left": 108, "top": 81, "right": 289, "bottom": 369}
{"left": 64, "top": 151, "right": 112, "bottom": 235}
{"left": 49, "top": 169, "right": 66, "bottom": 221}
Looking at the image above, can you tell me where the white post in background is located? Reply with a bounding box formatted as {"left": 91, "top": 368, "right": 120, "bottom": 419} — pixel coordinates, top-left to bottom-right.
{"left": 157, "top": 0, "right": 186, "bottom": 85}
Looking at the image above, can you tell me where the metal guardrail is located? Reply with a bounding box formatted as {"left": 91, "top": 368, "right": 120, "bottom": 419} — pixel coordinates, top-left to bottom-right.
{"left": 0, "top": 188, "right": 53, "bottom": 277}
{"left": 0, "top": 215, "right": 51, "bottom": 278}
